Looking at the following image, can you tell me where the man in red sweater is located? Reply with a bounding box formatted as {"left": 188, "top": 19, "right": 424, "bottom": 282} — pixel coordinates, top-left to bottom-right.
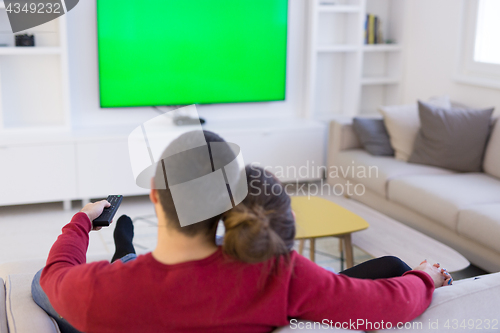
{"left": 31, "top": 131, "right": 448, "bottom": 333}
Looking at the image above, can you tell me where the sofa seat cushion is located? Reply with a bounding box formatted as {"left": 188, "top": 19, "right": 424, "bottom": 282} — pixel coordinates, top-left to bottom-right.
{"left": 458, "top": 203, "right": 500, "bottom": 253}
{"left": 335, "top": 150, "right": 454, "bottom": 197}
{"left": 388, "top": 173, "right": 500, "bottom": 231}
{"left": 5, "top": 273, "right": 60, "bottom": 333}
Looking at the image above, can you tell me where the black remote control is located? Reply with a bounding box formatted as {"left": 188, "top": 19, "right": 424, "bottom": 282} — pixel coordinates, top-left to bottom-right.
{"left": 93, "top": 195, "right": 123, "bottom": 227}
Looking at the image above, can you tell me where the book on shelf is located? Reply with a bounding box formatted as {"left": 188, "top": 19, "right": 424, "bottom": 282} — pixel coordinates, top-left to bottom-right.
{"left": 365, "top": 14, "right": 383, "bottom": 44}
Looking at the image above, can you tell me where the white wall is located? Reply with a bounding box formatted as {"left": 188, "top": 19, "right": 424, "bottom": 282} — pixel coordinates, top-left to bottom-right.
{"left": 402, "top": 0, "right": 500, "bottom": 115}
{"left": 64, "top": 0, "right": 307, "bottom": 129}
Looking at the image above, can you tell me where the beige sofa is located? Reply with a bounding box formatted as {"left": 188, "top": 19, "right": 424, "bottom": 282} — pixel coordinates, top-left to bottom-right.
{"left": 328, "top": 118, "right": 500, "bottom": 273}
{"left": 1, "top": 256, "right": 500, "bottom": 333}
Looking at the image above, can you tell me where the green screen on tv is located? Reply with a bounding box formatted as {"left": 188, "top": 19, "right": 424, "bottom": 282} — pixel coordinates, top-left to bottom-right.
{"left": 97, "top": 0, "right": 288, "bottom": 108}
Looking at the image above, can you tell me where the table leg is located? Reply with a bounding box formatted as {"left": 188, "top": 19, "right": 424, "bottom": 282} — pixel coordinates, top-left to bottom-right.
{"left": 309, "top": 238, "right": 315, "bottom": 262}
{"left": 343, "top": 234, "right": 354, "bottom": 268}
{"left": 298, "top": 239, "right": 305, "bottom": 255}
{"left": 339, "top": 237, "right": 344, "bottom": 271}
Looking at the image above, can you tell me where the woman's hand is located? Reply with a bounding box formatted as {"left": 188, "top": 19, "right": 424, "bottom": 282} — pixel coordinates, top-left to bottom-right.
{"left": 413, "top": 260, "right": 448, "bottom": 288}
{"left": 80, "top": 200, "right": 111, "bottom": 231}
{"left": 435, "top": 263, "right": 453, "bottom": 286}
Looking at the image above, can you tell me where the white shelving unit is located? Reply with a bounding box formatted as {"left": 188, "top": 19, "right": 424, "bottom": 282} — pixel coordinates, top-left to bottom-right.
{"left": 0, "top": 46, "right": 62, "bottom": 55}
{"left": 0, "top": 6, "right": 70, "bottom": 132}
{"left": 304, "top": 0, "right": 406, "bottom": 118}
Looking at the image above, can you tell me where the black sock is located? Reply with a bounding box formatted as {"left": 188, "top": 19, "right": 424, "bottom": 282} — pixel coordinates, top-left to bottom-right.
{"left": 111, "top": 215, "right": 136, "bottom": 263}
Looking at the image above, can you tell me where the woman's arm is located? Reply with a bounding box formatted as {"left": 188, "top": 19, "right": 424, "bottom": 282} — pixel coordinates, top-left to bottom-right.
{"left": 287, "top": 253, "right": 435, "bottom": 331}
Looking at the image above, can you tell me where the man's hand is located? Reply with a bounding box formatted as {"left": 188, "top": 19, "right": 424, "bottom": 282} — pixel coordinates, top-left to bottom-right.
{"left": 80, "top": 200, "right": 111, "bottom": 231}
{"left": 413, "top": 260, "right": 446, "bottom": 289}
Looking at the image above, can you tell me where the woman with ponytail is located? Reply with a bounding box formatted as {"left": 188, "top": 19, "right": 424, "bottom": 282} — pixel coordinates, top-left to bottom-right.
{"left": 34, "top": 130, "right": 450, "bottom": 333}
{"left": 221, "top": 165, "right": 295, "bottom": 264}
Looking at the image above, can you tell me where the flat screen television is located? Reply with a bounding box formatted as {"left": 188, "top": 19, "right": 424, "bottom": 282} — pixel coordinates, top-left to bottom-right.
{"left": 96, "top": 0, "right": 288, "bottom": 108}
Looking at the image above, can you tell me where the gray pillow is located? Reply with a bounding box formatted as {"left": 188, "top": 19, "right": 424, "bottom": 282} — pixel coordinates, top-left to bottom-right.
{"left": 409, "top": 101, "right": 494, "bottom": 172}
{"left": 353, "top": 118, "right": 394, "bottom": 156}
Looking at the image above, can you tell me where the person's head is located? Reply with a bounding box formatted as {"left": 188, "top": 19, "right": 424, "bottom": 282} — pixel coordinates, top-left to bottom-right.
{"left": 151, "top": 130, "right": 231, "bottom": 240}
{"left": 150, "top": 130, "right": 295, "bottom": 263}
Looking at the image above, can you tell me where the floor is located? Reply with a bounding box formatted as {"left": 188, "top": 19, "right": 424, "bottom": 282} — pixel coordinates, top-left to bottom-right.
{"left": 0, "top": 195, "right": 487, "bottom": 278}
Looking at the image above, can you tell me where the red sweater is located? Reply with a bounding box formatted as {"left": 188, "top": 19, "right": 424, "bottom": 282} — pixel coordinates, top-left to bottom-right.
{"left": 41, "top": 213, "right": 434, "bottom": 333}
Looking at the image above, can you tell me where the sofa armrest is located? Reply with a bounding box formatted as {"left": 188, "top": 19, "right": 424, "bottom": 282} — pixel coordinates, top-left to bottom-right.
{"left": 327, "top": 119, "right": 362, "bottom": 180}
{"left": 377, "top": 272, "right": 500, "bottom": 332}
{"left": 0, "top": 254, "right": 110, "bottom": 333}
{"left": 5, "top": 274, "right": 60, "bottom": 333}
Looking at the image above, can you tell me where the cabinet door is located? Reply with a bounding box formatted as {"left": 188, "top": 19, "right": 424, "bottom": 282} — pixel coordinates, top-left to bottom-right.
{"left": 0, "top": 144, "right": 77, "bottom": 205}
{"left": 76, "top": 140, "right": 149, "bottom": 199}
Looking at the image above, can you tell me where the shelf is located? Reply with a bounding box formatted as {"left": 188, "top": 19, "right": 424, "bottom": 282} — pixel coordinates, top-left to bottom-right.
{"left": 0, "top": 47, "right": 62, "bottom": 55}
{"left": 363, "top": 44, "right": 402, "bottom": 52}
{"left": 306, "top": 0, "right": 405, "bottom": 118}
{"left": 361, "top": 77, "right": 400, "bottom": 85}
{"left": 318, "top": 5, "right": 362, "bottom": 13}
{"left": 317, "top": 44, "right": 358, "bottom": 52}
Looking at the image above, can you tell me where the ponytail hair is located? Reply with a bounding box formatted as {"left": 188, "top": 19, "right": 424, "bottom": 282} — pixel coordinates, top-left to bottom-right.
{"left": 222, "top": 165, "right": 295, "bottom": 263}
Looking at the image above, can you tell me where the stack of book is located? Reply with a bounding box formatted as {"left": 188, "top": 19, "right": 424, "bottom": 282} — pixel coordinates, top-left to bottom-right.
{"left": 365, "top": 14, "right": 383, "bottom": 44}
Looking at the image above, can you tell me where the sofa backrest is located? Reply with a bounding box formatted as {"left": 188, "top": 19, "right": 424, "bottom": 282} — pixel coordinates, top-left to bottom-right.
{"left": 484, "top": 118, "right": 500, "bottom": 179}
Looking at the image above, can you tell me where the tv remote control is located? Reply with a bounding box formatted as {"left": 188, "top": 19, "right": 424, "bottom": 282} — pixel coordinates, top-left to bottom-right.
{"left": 93, "top": 195, "right": 123, "bottom": 227}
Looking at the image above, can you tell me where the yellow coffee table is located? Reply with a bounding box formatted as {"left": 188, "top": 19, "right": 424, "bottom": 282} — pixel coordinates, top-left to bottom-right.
{"left": 291, "top": 196, "right": 369, "bottom": 268}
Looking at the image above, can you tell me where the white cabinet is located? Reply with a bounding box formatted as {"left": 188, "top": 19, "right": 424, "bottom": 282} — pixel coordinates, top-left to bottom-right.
{"left": 0, "top": 143, "right": 76, "bottom": 205}
{"left": 0, "top": 119, "right": 327, "bottom": 206}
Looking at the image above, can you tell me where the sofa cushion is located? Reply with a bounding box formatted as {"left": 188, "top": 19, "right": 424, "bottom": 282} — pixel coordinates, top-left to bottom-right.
{"left": 5, "top": 273, "right": 60, "bottom": 333}
{"left": 379, "top": 272, "right": 500, "bottom": 332}
{"left": 409, "top": 101, "right": 494, "bottom": 172}
{"left": 388, "top": 173, "right": 500, "bottom": 231}
{"left": 0, "top": 278, "right": 7, "bottom": 333}
{"left": 352, "top": 118, "right": 394, "bottom": 156}
{"left": 335, "top": 150, "right": 454, "bottom": 197}
{"left": 484, "top": 119, "right": 500, "bottom": 179}
{"left": 458, "top": 203, "right": 500, "bottom": 253}
{"left": 379, "top": 96, "right": 451, "bottom": 161}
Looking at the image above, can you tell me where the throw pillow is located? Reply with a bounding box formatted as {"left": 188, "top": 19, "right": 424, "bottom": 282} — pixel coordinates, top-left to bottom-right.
{"left": 483, "top": 118, "right": 500, "bottom": 179}
{"left": 352, "top": 118, "right": 394, "bottom": 156}
{"left": 409, "top": 101, "right": 494, "bottom": 172}
{"left": 379, "top": 95, "right": 451, "bottom": 161}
